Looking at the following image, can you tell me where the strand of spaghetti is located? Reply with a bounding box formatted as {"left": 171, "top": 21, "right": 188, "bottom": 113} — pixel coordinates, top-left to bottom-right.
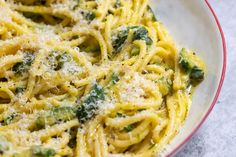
{"left": 109, "top": 127, "right": 150, "bottom": 148}
{"left": 104, "top": 15, "right": 113, "bottom": 55}
{"left": 37, "top": 119, "right": 79, "bottom": 141}
{"left": 0, "top": 87, "right": 15, "bottom": 102}
{"left": 105, "top": 110, "right": 159, "bottom": 128}
{"left": 96, "top": 0, "right": 110, "bottom": 21}
{"left": 135, "top": 0, "right": 149, "bottom": 24}
{"left": 98, "top": 126, "right": 108, "bottom": 157}
{"left": 12, "top": 5, "right": 53, "bottom": 14}
{"left": 131, "top": 40, "right": 147, "bottom": 71}
{"left": 57, "top": 146, "right": 73, "bottom": 156}
{"left": 0, "top": 54, "right": 23, "bottom": 74}
{"left": 74, "top": 28, "right": 108, "bottom": 62}
{"left": 75, "top": 129, "right": 91, "bottom": 157}
{"left": 116, "top": 120, "right": 151, "bottom": 140}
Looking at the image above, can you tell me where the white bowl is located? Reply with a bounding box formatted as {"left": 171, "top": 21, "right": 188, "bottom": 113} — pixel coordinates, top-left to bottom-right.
{"left": 150, "top": 0, "right": 226, "bottom": 156}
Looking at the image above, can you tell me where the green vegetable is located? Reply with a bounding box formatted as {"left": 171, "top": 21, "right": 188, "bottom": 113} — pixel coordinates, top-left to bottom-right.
{"left": 77, "top": 83, "right": 105, "bottom": 123}
{"left": 82, "top": 11, "right": 96, "bottom": 22}
{"left": 111, "top": 73, "right": 120, "bottom": 85}
{"left": 190, "top": 66, "right": 204, "bottom": 82}
{"left": 116, "top": 112, "right": 125, "bottom": 117}
{"left": 147, "top": 6, "right": 157, "bottom": 21}
{"left": 112, "top": 26, "right": 153, "bottom": 52}
{"left": 124, "top": 124, "right": 134, "bottom": 132}
{"left": 36, "top": 106, "right": 76, "bottom": 129}
{"left": 48, "top": 52, "right": 71, "bottom": 71}
{"left": 3, "top": 113, "right": 20, "bottom": 125}
{"left": 130, "top": 47, "right": 140, "bottom": 56}
{"left": 13, "top": 53, "right": 35, "bottom": 75}
{"left": 112, "top": 29, "right": 129, "bottom": 52}
{"left": 15, "top": 87, "right": 25, "bottom": 94}
{"left": 31, "top": 146, "right": 55, "bottom": 157}
{"left": 131, "top": 26, "right": 153, "bottom": 45}
{"left": 55, "top": 53, "right": 71, "bottom": 70}
{"left": 156, "top": 77, "right": 172, "bottom": 96}
{"left": 114, "top": 0, "right": 121, "bottom": 8}
{"left": 179, "top": 48, "right": 205, "bottom": 83}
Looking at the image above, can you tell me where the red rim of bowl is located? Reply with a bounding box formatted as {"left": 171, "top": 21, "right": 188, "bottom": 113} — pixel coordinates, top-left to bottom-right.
{"left": 167, "top": 0, "right": 227, "bottom": 156}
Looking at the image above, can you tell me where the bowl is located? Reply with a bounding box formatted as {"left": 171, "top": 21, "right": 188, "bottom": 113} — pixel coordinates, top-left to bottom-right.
{"left": 149, "top": 0, "right": 226, "bottom": 156}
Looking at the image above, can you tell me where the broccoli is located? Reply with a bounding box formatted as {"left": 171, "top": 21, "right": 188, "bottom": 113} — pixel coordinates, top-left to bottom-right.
{"left": 48, "top": 52, "right": 71, "bottom": 71}
{"left": 77, "top": 83, "right": 105, "bottom": 123}
{"left": 124, "top": 124, "right": 134, "bottom": 132}
{"left": 131, "top": 26, "right": 153, "bottom": 45}
{"left": 31, "top": 146, "right": 55, "bottom": 157}
{"left": 190, "top": 66, "right": 205, "bottom": 82}
{"left": 111, "top": 73, "right": 120, "bottom": 85}
{"left": 15, "top": 87, "right": 25, "bottom": 94}
{"left": 156, "top": 77, "right": 172, "bottom": 96}
{"left": 114, "top": 0, "right": 121, "bottom": 8}
{"left": 130, "top": 47, "right": 140, "bottom": 56}
{"left": 3, "top": 113, "right": 20, "bottom": 125}
{"left": 179, "top": 48, "right": 205, "bottom": 83}
{"left": 82, "top": 11, "right": 96, "bottom": 22}
{"left": 112, "top": 29, "right": 129, "bottom": 52}
{"left": 13, "top": 53, "right": 35, "bottom": 75}
{"left": 112, "top": 26, "right": 153, "bottom": 52}
{"left": 36, "top": 106, "right": 76, "bottom": 129}
{"left": 147, "top": 6, "right": 157, "bottom": 21}
{"left": 55, "top": 52, "right": 71, "bottom": 70}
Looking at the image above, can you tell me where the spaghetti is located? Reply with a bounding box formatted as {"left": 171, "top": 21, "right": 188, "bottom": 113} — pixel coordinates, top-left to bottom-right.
{"left": 0, "top": 0, "right": 205, "bottom": 156}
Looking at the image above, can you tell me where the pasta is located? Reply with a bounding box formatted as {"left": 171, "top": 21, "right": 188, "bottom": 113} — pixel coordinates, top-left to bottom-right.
{"left": 0, "top": 0, "right": 206, "bottom": 156}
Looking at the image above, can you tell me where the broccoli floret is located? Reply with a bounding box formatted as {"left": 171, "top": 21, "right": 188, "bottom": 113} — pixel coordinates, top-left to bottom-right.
{"left": 55, "top": 53, "right": 71, "bottom": 70}
{"left": 15, "top": 87, "right": 25, "bottom": 94}
{"left": 112, "top": 29, "right": 129, "bottom": 52}
{"left": 190, "top": 66, "right": 204, "bottom": 82}
{"left": 147, "top": 6, "right": 157, "bottom": 21}
{"left": 77, "top": 83, "right": 105, "bottom": 123}
{"left": 36, "top": 106, "right": 76, "bottom": 129}
{"left": 130, "top": 47, "right": 140, "bottom": 56}
{"left": 111, "top": 73, "right": 120, "bottom": 85}
{"left": 48, "top": 52, "right": 71, "bottom": 71}
{"left": 156, "top": 77, "right": 172, "bottom": 96}
{"left": 13, "top": 53, "right": 35, "bottom": 75}
{"left": 114, "top": 0, "right": 121, "bottom": 8}
{"left": 131, "top": 26, "right": 153, "bottom": 45}
{"left": 179, "top": 48, "right": 205, "bottom": 83}
{"left": 112, "top": 26, "right": 153, "bottom": 52}
{"left": 82, "top": 11, "right": 96, "bottom": 22}
{"left": 2, "top": 113, "right": 20, "bottom": 125}
{"left": 31, "top": 146, "right": 55, "bottom": 157}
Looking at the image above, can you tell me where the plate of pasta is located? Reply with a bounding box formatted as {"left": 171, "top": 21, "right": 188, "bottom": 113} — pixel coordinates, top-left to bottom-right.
{"left": 0, "top": 0, "right": 226, "bottom": 157}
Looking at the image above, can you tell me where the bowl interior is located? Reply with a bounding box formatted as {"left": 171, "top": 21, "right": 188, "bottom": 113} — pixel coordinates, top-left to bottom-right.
{"left": 150, "top": 0, "right": 224, "bottom": 156}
